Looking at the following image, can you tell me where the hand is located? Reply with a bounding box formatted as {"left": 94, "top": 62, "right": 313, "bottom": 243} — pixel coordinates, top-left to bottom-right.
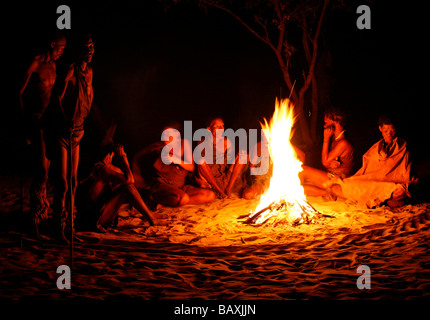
{"left": 218, "top": 191, "right": 228, "bottom": 199}
{"left": 115, "top": 144, "right": 127, "bottom": 158}
{"left": 323, "top": 126, "right": 334, "bottom": 141}
{"left": 328, "top": 160, "right": 341, "bottom": 169}
{"left": 65, "top": 65, "right": 75, "bottom": 82}
{"left": 161, "top": 152, "right": 181, "bottom": 165}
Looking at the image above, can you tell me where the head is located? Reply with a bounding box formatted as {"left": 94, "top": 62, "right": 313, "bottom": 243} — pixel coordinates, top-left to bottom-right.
{"left": 161, "top": 121, "right": 182, "bottom": 145}
{"left": 49, "top": 32, "right": 66, "bottom": 61}
{"left": 77, "top": 33, "right": 94, "bottom": 63}
{"left": 99, "top": 142, "right": 115, "bottom": 164}
{"left": 324, "top": 108, "right": 347, "bottom": 129}
{"left": 207, "top": 118, "right": 225, "bottom": 139}
{"left": 378, "top": 114, "right": 396, "bottom": 144}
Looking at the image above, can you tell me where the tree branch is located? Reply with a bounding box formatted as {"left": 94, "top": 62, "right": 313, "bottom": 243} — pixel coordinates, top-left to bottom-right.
{"left": 273, "top": 0, "right": 285, "bottom": 52}
{"left": 298, "top": 0, "right": 329, "bottom": 97}
{"left": 254, "top": 16, "right": 270, "bottom": 43}
{"left": 201, "top": 0, "right": 277, "bottom": 52}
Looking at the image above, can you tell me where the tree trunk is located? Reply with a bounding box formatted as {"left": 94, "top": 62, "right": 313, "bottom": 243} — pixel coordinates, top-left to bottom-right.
{"left": 310, "top": 75, "right": 318, "bottom": 141}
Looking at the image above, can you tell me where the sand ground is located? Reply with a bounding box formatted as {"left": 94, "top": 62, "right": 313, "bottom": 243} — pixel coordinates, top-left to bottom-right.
{"left": 1, "top": 175, "right": 430, "bottom": 303}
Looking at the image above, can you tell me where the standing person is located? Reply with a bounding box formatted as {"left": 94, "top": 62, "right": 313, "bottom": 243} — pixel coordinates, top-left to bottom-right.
{"left": 45, "top": 33, "right": 94, "bottom": 242}
{"left": 329, "top": 115, "right": 417, "bottom": 208}
{"left": 19, "top": 32, "right": 66, "bottom": 239}
{"left": 299, "top": 108, "right": 355, "bottom": 197}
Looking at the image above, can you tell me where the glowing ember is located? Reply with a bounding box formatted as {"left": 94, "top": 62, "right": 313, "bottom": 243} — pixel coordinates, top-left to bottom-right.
{"left": 245, "top": 98, "right": 319, "bottom": 226}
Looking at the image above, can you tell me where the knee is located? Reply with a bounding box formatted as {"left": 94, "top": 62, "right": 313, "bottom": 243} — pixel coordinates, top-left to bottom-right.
{"left": 242, "top": 188, "right": 255, "bottom": 200}
{"left": 165, "top": 190, "right": 190, "bottom": 207}
{"left": 205, "top": 190, "right": 216, "bottom": 202}
{"left": 242, "top": 185, "right": 260, "bottom": 200}
{"left": 178, "top": 192, "right": 190, "bottom": 206}
{"left": 71, "top": 176, "right": 78, "bottom": 192}
{"left": 331, "top": 184, "right": 343, "bottom": 198}
{"left": 392, "top": 188, "right": 407, "bottom": 200}
{"left": 387, "top": 188, "right": 408, "bottom": 208}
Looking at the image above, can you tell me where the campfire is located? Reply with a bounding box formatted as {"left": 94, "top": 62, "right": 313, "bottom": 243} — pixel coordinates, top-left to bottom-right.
{"left": 243, "top": 98, "right": 320, "bottom": 226}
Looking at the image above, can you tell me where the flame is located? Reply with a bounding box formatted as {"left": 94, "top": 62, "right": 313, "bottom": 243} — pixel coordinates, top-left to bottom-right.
{"left": 248, "top": 98, "right": 318, "bottom": 226}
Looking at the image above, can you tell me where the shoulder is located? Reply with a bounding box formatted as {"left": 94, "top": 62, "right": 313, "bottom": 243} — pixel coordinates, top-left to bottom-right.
{"left": 94, "top": 161, "right": 106, "bottom": 170}
{"left": 370, "top": 138, "right": 382, "bottom": 149}
{"left": 86, "top": 65, "right": 93, "bottom": 75}
{"left": 332, "top": 138, "right": 352, "bottom": 152}
{"left": 25, "top": 57, "right": 41, "bottom": 73}
{"left": 182, "top": 138, "right": 191, "bottom": 147}
{"left": 396, "top": 137, "right": 407, "bottom": 148}
{"left": 335, "top": 139, "right": 350, "bottom": 147}
{"left": 364, "top": 139, "right": 382, "bottom": 155}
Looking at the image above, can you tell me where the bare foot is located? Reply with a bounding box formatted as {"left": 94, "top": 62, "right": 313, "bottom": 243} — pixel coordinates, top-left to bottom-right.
{"left": 96, "top": 223, "right": 107, "bottom": 233}
{"left": 151, "top": 219, "right": 170, "bottom": 226}
{"left": 153, "top": 212, "right": 168, "bottom": 220}
{"left": 225, "top": 187, "right": 232, "bottom": 198}
{"left": 34, "top": 225, "right": 51, "bottom": 241}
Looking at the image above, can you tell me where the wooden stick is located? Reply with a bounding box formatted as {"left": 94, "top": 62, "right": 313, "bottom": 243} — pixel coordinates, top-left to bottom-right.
{"left": 69, "top": 128, "right": 74, "bottom": 269}
{"left": 244, "top": 204, "right": 273, "bottom": 225}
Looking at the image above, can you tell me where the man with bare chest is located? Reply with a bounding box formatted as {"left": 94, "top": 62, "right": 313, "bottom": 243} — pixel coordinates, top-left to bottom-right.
{"left": 46, "top": 33, "right": 95, "bottom": 242}
{"left": 19, "top": 32, "right": 66, "bottom": 239}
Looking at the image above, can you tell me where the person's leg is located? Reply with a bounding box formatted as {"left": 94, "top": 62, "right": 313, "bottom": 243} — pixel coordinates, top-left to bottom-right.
{"left": 53, "top": 145, "right": 69, "bottom": 242}
{"left": 242, "top": 184, "right": 263, "bottom": 200}
{"left": 30, "top": 129, "right": 51, "bottom": 239}
{"left": 197, "top": 163, "right": 226, "bottom": 198}
{"left": 303, "top": 185, "right": 327, "bottom": 197}
{"left": 97, "top": 188, "right": 129, "bottom": 230}
{"left": 70, "top": 144, "right": 80, "bottom": 209}
{"left": 299, "top": 165, "right": 331, "bottom": 189}
{"left": 386, "top": 187, "right": 408, "bottom": 208}
{"left": 150, "top": 183, "right": 190, "bottom": 207}
{"left": 330, "top": 184, "right": 345, "bottom": 199}
{"left": 183, "top": 185, "right": 215, "bottom": 204}
{"left": 124, "top": 184, "right": 167, "bottom": 224}
{"left": 225, "top": 164, "right": 246, "bottom": 197}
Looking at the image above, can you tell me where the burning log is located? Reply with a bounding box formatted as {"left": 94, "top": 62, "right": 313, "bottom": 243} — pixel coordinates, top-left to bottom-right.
{"left": 241, "top": 197, "right": 321, "bottom": 227}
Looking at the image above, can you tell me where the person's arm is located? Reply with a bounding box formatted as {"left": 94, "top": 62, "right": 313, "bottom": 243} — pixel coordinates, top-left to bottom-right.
{"left": 59, "top": 64, "right": 75, "bottom": 101}
{"left": 116, "top": 145, "right": 135, "bottom": 184}
{"left": 19, "top": 59, "right": 38, "bottom": 115}
{"left": 322, "top": 140, "right": 349, "bottom": 169}
{"left": 197, "top": 162, "right": 227, "bottom": 198}
{"left": 293, "top": 145, "right": 306, "bottom": 163}
{"left": 321, "top": 126, "right": 333, "bottom": 168}
{"left": 175, "top": 139, "right": 195, "bottom": 172}
{"left": 97, "top": 164, "right": 127, "bottom": 186}
{"left": 161, "top": 139, "right": 195, "bottom": 172}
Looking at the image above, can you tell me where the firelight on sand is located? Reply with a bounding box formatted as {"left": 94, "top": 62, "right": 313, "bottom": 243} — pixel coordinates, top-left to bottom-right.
{"left": 245, "top": 98, "right": 319, "bottom": 226}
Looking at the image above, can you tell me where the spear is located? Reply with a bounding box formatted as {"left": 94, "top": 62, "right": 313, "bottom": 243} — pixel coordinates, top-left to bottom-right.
{"left": 69, "top": 126, "right": 74, "bottom": 269}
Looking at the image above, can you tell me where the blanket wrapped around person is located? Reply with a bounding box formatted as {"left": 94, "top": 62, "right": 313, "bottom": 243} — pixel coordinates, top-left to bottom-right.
{"left": 338, "top": 137, "right": 415, "bottom": 208}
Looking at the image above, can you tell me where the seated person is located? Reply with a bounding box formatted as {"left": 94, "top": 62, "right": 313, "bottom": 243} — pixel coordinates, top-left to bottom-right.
{"left": 299, "top": 108, "right": 355, "bottom": 197}
{"left": 76, "top": 142, "right": 166, "bottom": 231}
{"left": 242, "top": 139, "right": 305, "bottom": 200}
{"left": 195, "top": 118, "right": 247, "bottom": 198}
{"left": 328, "top": 115, "right": 417, "bottom": 208}
{"left": 146, "top": 124, "right": 215, "bottom": 207}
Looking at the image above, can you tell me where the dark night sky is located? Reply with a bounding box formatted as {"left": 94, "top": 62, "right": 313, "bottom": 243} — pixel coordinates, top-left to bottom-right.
{"left": 3, "top": 0, "right": 428, "bottom": 176}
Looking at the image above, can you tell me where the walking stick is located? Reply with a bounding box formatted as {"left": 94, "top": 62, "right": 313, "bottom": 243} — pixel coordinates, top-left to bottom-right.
{"left": 69, "top": 126, "right": 74, "bottom": 269}
{"left": 19, "top": 142, "right": 25, "bottom": 249}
